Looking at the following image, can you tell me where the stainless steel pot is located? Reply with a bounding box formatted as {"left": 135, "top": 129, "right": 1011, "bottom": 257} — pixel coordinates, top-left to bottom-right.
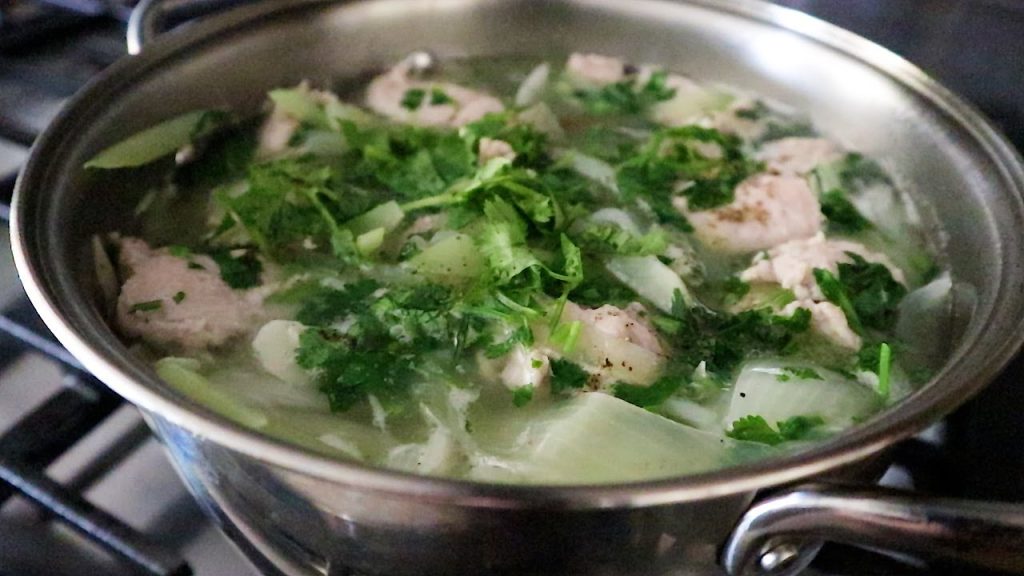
{"left": 11, "top": 1, "right": 1024, "bottom": 575}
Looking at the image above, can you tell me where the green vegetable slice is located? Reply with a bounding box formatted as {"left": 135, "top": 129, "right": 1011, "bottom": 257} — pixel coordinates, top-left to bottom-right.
{"left": 85, "top": 110, "right": 212, "bottom": 169}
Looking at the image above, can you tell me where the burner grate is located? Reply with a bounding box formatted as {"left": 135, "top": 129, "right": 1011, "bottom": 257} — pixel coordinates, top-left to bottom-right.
{"left": 0, "top": 293, "right": 193, "bottom": 576}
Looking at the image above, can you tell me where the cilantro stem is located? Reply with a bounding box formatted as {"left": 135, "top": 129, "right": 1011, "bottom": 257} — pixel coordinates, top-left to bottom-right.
{"left": 400, "top": 190, "right": 462, "bottom": 212}
{"left": 877, "top": 342, "right": 892, "bottom": 400}
{"left": 495, "top": 291, "right": 542, "bottom": 318}
{"left": 550, "top": 320, "right": 582, "bottom": 354}
{"left": 813, "top": 268, "right": 864, "bottom": 334}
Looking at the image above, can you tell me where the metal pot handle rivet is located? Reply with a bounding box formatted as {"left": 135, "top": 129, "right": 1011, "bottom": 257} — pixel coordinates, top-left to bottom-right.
{"left": 722, "top": 483, "right": 1024, "bottom": 575}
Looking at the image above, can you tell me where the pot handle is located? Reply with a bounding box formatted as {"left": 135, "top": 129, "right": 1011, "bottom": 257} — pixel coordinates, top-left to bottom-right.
{"left": 721, "top": 483, "right": 1024, "bottom": 576}
{"left": 127, "top": 0, "right": 250, "bottom": 55}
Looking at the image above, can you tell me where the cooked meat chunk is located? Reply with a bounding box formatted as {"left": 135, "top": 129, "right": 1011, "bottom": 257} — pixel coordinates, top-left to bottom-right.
{"left": 675, "top": 174, "right": 822, "bottom": 253}
{"left": 570, "top": 302, "right": 664, "bottom": 356}
{"left": 565, "top": 53, "right": 630, "bottom": 88}
{"left": 554, "top": 302, "right": 665, "bottom": 388}
{"left": 478, "top": 137, "right": 516, "bottom": 164}
{"left": 740, "top": 232, "right": 906, "bottom": 301}
{"left": 116, "top": 238, "right": 264, "bottom": 350}
{"left": 366, "top": 62, "right": 504, "bottom": 128}
{"left": 500, "top": 345, "right": 550, "bottom": 391}
{"left": 783, "top": 300, "right": 862, "bottom": 350}
{"left": 758, "top": 137, "right": 842, "bottom": 176}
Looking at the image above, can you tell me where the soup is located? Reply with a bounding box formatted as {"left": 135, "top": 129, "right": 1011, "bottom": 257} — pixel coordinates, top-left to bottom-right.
{"left": 89, "top": 53, "right": 950, "bottom": 484}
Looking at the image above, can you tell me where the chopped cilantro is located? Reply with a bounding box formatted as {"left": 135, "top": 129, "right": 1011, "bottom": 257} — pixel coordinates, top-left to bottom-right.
{"left": 877, "top": 342, "right": 892, "bottom": 400}
{"left": 821, "top": 189, "right": 872, "bottom": 234}
{"left": 291, "top": 278, "right": 381, "bottom": 325}
{"left": 129, "top": 300, "right": 163, "bottom": 313}
{"left": 484, "top": 319, "right": 534, "bottom": 359}
{"left": 727, "top": 414, "right": 826, "bottom": 445}
{"left": 512, "top": 386, "right": 534, "bottom": 407}
{"left": 573, "top": 70, "right": 676, "bottom": 116}
{"left": 549, "top": 358, "right": 589, "bottom": 394}
{"left": 614, "top": 376, "right": 682, "bottom": 408}
{"left": 617, "top": 126, "right": 762, "bottom": 221}
{"left": 838, "top": 153, "right": 890, "bottom": 189}
{"left": 726, "top": 415, "right": 781, "bottom": 445}
{"left": 208, "top": 248, "right": 263, "bottom": 289}
{"left": 173, "top": 291, "right": 186, "bottom": 304}
{"left": 722, "top": 277, "right": 751, "bottom": 306}
{"left": 776, "top": 366, "right": 823, "bottom": 382}
{"left": 342, "top": 122, "right": 476, "bottom": 204}
{"left": 816, "top": 254, "right": 906, "bottom": 334}
{"left": 295, "top": 328, "right": 417, "bottom": 412}
{"left": 463, "top": 113, "right": 551, "bottom": 169}
{"left": 549, "top": 320, "right": 582, "bottom": 354}
{"left": 734, "top": 101, "right": 770, "bottom": 121}
{"left": 575, "top": 222, "right": 667, "bottom": 256}
{"left": 813, "top": 267, "right": 864, "bottom": 334}
{"left": 777, "top": 415, "right": 827, "bottom": 440}
{"left": 217, "top": 157, "right": 348, "bottom": 258}
{"left": 175, "top": 120, "right": 258, "bottom": 190}
{"left": 430, "top": 88, "right": 453, "bottom": 105}
{"left": 400, "top": 88, "right": 426, "bottom": 110}
{"left": 167, "top": 245, "right": 191, "bottom": 258}
{"left": 837, "top": 253, "right": 907, "bottom": 331}
{"left": 669, "top": 302, "right": 811, "bottom": 373}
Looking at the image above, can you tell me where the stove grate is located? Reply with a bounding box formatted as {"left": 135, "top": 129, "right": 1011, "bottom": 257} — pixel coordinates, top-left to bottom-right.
{"left": 0, "top": 293, "right": 193, "bottom": 576}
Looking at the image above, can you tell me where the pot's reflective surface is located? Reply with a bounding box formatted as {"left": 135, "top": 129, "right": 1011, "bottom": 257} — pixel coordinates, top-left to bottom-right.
{"left": 11, "top": 1, "right": 1024, "bottom": 575}
{"left": 150, "top": 412, "right": 760, "bottom": 575}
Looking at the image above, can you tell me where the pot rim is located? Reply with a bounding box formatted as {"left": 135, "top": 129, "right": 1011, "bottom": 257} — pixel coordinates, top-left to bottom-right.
{"left": 12, "top": 0, "right": 1024, "bottom": 509}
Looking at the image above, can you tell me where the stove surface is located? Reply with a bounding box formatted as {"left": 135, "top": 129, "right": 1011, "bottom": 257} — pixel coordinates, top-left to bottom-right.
{"left": 1, "top": 1, "right": 1022, "bottom": 575}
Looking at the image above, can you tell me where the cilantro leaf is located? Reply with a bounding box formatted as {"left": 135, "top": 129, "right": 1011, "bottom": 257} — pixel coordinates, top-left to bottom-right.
{"left": 129, "top": 300, "right": 163, "bottom": 313}
{"left": 776, "top": 366, "right": 823, "bottom": 382}
{"left": 574, "top": 222, "right": 667, "bottom": 256}
{"left": 401, "top": 88, "right": 426, "bottom": 110}
{"left": 484, "top": 319, "right": 534, "bottom": 358}
{"left": 815, "top": 254, "right": 906, "bottom": 334}
{"left": 821, "top": 189, "right": 872, "bottom": 234}
{"left": 726, "top": 415, "right": 782, "bottom": 445}
{"left": 613, "top": 376, "right": 682, "bottom": 408}
{"left": 837, "top": 253, "right": 907, "bottom": 331}
{"left": 430, "top": 88, "right": 454, "bottom": 105}
{"left": 616, "top": 126, "right": 761, "bottom": 223}
{"left": 813, "top": 267, "right": 864, "bottom": 334}
{"left": 343, "top": 123, "right": 476, "bottom": 202}
{"left": 669, "top": 305, "right": 811, "bottom": 373}
{"left": 207, "top": 247, "right": 263, "bottom": 289}
{"left": 776, "top": 415, "right": 826, "bottom": 441}
{"left": 477, "top": 204, "right": 541, "bottom": 285}
{"left": 573, "top": 70, "right": 676, "bottom": 116}
{"left": 463, "top": 112, "right": 551, "bottom": 169}
{"left": 877, "top": 342, "right": 893, "bottom": 399}
{"left": 727, "top": 414, "right": 826, "bottom": 445}
{"left": 296, "top": 328, "right": 416, "bottom": 412}
{"left": 549, "top": 358, "right": 589, "bottom": 394}
{"left": 217, "top": 157, "right": 347, "bottom": 258}
{"left": 512, "top": 386, "right": 534, "bottom": 407}
{"left": 293, "top": 279, "right": 381, "bottom": 325}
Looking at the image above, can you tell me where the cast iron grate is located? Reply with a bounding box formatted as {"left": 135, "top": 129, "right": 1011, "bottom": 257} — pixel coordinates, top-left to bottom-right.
{"left": 0, "top": 278, "right": 193, "bottom": 576}
{"left": 0, "top": 3, "right": 191, "bottom": 574}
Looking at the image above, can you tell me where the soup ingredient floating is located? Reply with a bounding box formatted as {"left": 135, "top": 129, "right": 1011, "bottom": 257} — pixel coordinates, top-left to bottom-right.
{"left": 89, "top": 52, "right": 946, "bottom": 484}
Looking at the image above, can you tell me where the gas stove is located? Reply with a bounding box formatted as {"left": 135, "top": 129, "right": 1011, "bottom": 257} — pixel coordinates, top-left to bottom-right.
{"left": 0, "top": 2, "right": 1022, "bottom": 575}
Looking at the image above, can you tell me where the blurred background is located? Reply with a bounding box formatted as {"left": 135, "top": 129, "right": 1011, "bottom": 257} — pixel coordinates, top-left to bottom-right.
{"left": 0, "top": 1, "right": 1021, "bottom": 575}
